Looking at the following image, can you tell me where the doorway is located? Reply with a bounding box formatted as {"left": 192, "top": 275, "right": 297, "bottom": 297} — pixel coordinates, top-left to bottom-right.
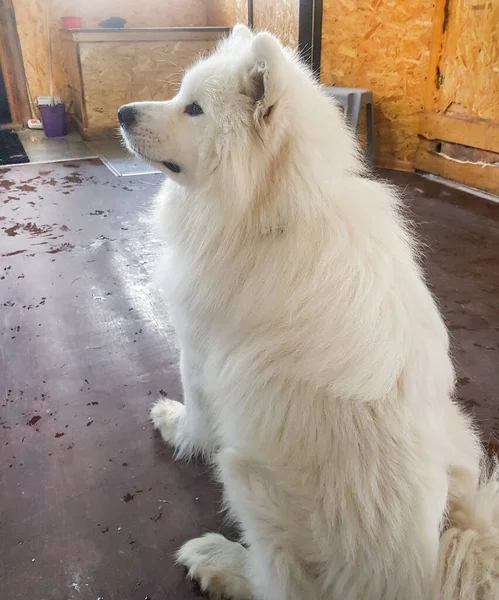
{"left": 0, "top": 0, "right": 31, "bottom": 127}
{"left": 0, "top": 63, "right": 13, "bottom": 124}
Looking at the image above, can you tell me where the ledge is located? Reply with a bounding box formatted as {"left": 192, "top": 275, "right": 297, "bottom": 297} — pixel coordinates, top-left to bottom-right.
{"left": 61, "top": 26, "right": 231, "bottom": 43}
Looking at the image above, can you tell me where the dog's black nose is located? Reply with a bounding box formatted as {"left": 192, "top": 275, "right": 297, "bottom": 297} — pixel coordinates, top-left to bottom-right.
{"left": 118, "top": 105, "right": 137, "bottom": 127}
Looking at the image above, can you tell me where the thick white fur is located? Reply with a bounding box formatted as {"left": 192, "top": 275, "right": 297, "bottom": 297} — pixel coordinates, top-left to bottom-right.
{"left": 122, "top": 25, "right": 499, "bottom": 600}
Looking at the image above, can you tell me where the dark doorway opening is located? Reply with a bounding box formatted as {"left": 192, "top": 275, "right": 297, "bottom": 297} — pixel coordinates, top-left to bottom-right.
{"left": 0, "top": 0, "right": 31, "bottom": 127}
{"left": 298, "top": 0, "right": 323, "bottom": 77}
{"left": 0, "top": 63, "right": 13, "bottom": 124}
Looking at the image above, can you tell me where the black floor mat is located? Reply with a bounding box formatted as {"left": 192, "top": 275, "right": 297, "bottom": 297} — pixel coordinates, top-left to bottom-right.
{"left": 0, "top": 129, "right": 29, "bottom": 165}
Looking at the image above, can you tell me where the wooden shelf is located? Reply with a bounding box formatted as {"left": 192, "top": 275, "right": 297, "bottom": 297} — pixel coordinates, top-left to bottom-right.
{"left": 61, "top": 26, "right": 231, "bottom": 43}
{"left": 62, "top": 26, "right": 229, "bottom": 139}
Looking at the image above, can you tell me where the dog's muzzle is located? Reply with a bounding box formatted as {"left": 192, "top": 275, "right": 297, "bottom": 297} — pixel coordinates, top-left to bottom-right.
{"left": 118, "top": 105, "right": 137, "bottom": 129}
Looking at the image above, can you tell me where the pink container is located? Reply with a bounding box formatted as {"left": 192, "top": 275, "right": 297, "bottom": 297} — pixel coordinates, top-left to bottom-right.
{"left": 62, "top": 16, "right": 83, "bottom": 29}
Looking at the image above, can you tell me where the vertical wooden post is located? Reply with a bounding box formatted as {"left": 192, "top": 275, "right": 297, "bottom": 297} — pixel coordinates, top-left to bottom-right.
{"left": 423, "top": 0, "right": 451, "bottom": 112}
{"left": 0, "top": 0, "right": 32, "bottom": 124}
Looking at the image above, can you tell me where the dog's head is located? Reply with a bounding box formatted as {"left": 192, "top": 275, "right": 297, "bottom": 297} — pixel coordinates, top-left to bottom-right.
{"left": 119, "top": 25, "right": 295, "bottom": 186}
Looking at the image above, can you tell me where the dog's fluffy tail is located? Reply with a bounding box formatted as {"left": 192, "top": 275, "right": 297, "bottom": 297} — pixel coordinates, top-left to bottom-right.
{"left": 435, "top": 462, "right": 499, "bottom": 599}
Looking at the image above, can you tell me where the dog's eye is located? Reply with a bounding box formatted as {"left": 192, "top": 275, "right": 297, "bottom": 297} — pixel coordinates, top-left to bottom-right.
{"left": 184, "top": 102, "right": 203, "bottom": 116}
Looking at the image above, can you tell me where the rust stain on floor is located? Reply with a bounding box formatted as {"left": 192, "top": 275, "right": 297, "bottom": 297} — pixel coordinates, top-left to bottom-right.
{"left": 0, "top": 161, "right": 498, "bottom": 599}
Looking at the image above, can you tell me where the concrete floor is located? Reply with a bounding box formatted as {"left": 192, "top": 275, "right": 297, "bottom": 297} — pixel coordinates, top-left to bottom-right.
{"left": 17, "top": 130, "right": 97, "bottom": 165}
{"left": 0, "top": 162, "right": 498, "bottom": 599}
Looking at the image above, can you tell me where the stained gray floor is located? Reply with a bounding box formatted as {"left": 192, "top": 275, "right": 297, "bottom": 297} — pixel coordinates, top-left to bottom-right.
{"left": 0, "top": 161, "right": 498, "bottom": 599}
{"left": 88, "top": 139, "right": 160, "bottom": 177}
{"left": 18, "top": 130, "right": 97, "bottom": 165}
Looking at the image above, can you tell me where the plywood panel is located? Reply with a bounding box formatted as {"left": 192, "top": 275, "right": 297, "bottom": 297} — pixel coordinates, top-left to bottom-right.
{"left": 207, "top": 0, "right": 248, "bottom": 26}
{"left": 62, "top": 38, "right": 85, "bottom": 126}
{"left": 420, "top": 112, "right": 499, "bottom": 155}
{"left": 434, "top": 0, "right": 499, "bottom": 121}
{"left": 416, "top": 0, "right": 499, "bottom": 193}
{"left": 11, "top": 0, "right": 210, "bottom": 113}
{"left": 0, "top": 0, "right": 31, "bottom": 123}
{"left": 207, "top": 0, "right": 298, "bottom": 47}
{"left": 253, "top": 0, "right": 299, "bottom": 47}
{"left": 80, "top": 39, "right": 218, "bottom": 132}
{"left": 416, "top": 140, "right": 499, "bottom": 195}
{"left": 321, "top": 0, "right": 435, "bottom": 164}
{"left": 11, "top": 0, "right": 48, "bottom": 117}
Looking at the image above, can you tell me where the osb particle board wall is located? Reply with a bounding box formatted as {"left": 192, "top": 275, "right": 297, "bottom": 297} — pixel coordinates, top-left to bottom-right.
{"left": 432, "top": 0, "right": 499, "bottom": 122}
{"left": 207, "top": 0, "right": 298, "bottom": 47}
{"left": 320, "top": 0, "right": 435, "bottom": 168}
{"left": 416, "top": 0, "right": 499, "bottom": 194}
{"left": 13, "top": 0, "right": 297, "bottom": 120}
{"left": 207, "top": 0, "right": 248, "bottom": 26}
{"left": 79, "top": 39, "right": 219, "bottom": 132}
{"left": 253, "top": 0, "right": 299, "bottom": 47}
{"left": 12, "top": 0, "right": 210, "bottom": 112}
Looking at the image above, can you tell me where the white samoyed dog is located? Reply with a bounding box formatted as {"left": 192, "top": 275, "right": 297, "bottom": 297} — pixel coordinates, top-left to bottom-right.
{"left": 119, "top": 25, "right": 499, "bottom": 600}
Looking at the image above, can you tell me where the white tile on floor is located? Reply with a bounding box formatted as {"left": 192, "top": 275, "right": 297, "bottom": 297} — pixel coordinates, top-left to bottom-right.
{"left": 18, "top": 130, "right": 98, "bottom": 164}
{"left": 87, "top": 139, "right": 160, "bottom": 177}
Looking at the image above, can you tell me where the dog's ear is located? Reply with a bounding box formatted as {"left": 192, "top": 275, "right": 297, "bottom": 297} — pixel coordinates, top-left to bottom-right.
{"left": 245, "top": 32, "right": 283, "bottom": 121}
{"left": 231, "top": 24, "right": 253, "bottom": 43}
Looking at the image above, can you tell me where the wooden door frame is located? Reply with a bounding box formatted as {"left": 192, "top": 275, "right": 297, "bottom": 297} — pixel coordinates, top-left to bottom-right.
{"left": 0, "top": 0, "right": 32, "bottom": 126}
{"left": 298, "top": 0, "right": 323, "bottom": 76}
{"left": 248, "top": 0, "right": 254, "bottom": 28}
{"left": 247, "top": 0, "right": 323, "bottom": 76}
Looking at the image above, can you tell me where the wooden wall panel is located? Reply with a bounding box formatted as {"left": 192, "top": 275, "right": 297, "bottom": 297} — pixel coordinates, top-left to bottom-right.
{"left": 434, "top": 0, "right": 499, "bottom": 122}
{"left": 0, "top": 0, "right": 31, "bottom": 123}
{"left": 11, "top": 0, "right": 48, "bottom": 116}
{"left": 420, "top": 112, "right": 499, "bottom": 155}
{"left": 253, "top": 0, "right": 299, "bottom": 47}
{"left": 207, "top": 0, "right": 298, "bottom": 48}
{"left": 11, "top": 0, "right": 209, "bottom": 115}
{"left": 320, "top": 0, "right": 435, "bottom": 167}
{"left": 62, "top": 36, "right": 85, "bottom": 126}
{"left": 207, "top": 0, "right": 248, "bottom": 26}
{"left": 80, "top": 39, "right": 218, "bottom": 133}
{"left": 416, "top": 140, "right": 499, "bottom": 195}
{"left": 416, "top": 0, "right": 499, "bottom": 194}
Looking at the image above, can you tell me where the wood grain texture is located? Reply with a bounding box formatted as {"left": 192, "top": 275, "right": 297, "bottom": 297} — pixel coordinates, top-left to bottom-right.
{"left": 253, "top": 0, "right": 299, "bottom": 47}
{"left": 321, "top": 0, "right": 435, "bottom": 164}
{"left": 79, "top": 39, "right": 218, "bottom": 133}
{"left": 434, "top": 0, "right": 499, "bottom": 122}
{"left": 375, "top": 157, "right": 414, "bottom": 172}
{"left": 420, "top": 112, "right": 499, "bottom": 155}
{"left": 11, "top": 0, "right": 210, "bottom": 109}
{"left": 416, "top": 0, "right": 499, "bottom": 193}
{"left": 207, "top": 0, "right": 248, "bottom": 26}
{"left": 206, "top": 0, "right": 298, "bottom": 48}
{"left": 0, "top": 0, "right": 31, "bottom": 123}
{"left": 63, "top": 37, "right": 85, "bottom": 127}
{"left": 423, "top": 0, "right": 448, "bottom": 111}
{"left": 416, "top": 140, "right": 499, "bottom": 195}
{"left": 437, "top": 141, "right": 499, "bottom": 167}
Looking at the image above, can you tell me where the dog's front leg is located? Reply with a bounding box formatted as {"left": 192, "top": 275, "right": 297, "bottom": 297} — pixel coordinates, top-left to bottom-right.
{"left": 178, "top": 448, "right": 319, "bottom": 600}
{"left": 150, "top": 350, "right": 217, "bottom": 459}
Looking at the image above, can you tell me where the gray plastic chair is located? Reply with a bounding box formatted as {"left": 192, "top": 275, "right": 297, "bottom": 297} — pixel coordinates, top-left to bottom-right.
{"left": 323, "top": 87, "right": 375, "bottom": 167}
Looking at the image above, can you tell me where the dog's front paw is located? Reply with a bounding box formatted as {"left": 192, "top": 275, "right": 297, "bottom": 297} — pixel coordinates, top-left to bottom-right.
{"left": 177, "top": 534, "right": 252, "bottom": 599}
{"left": 150, "top": 397, "right": 185, "bottom": 448}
